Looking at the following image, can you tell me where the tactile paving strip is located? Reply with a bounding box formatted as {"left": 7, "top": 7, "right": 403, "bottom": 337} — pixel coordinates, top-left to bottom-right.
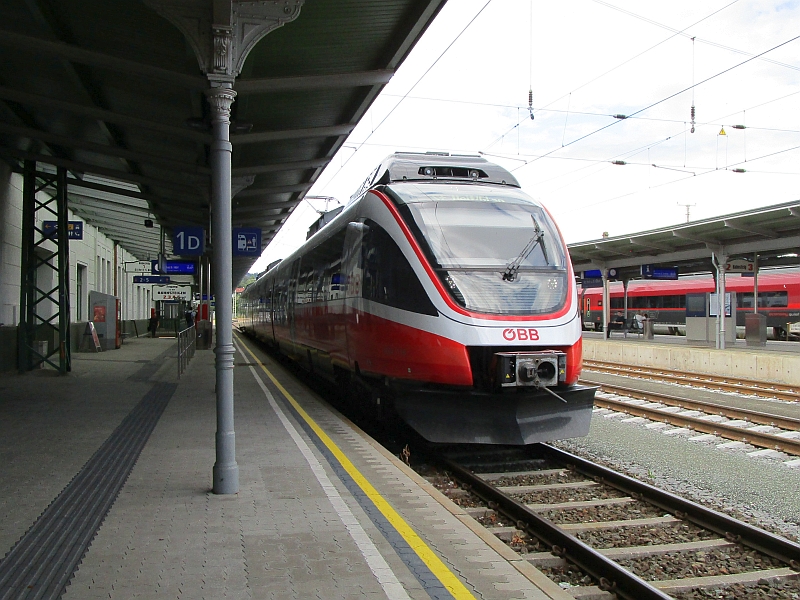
{"left": 0, "top": 382, "right": 176, "bottom": 600}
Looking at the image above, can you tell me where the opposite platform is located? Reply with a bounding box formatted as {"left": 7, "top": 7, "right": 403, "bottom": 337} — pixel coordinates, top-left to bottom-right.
{"left": 0, "top": 333, "right": 569, "bottom": 600}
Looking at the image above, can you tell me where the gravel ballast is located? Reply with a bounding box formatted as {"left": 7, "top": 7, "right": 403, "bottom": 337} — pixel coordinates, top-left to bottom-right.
{"left": 554, "top": 411, "right": 800, "bottom": 542}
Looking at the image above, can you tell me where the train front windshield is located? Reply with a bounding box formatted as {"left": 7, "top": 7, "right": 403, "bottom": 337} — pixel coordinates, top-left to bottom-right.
{"left": 387, "top": 183, "right": 569, "bottom": 315}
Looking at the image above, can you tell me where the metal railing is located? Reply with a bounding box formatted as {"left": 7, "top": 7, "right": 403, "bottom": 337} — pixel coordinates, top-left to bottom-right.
{"left": 177, "top": 324, "right": 196, "bottom": 378}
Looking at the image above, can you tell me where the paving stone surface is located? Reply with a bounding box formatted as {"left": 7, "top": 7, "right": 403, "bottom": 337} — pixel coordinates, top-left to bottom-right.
{"left": 2, "top": 334, "right": 564, "bottom": 599}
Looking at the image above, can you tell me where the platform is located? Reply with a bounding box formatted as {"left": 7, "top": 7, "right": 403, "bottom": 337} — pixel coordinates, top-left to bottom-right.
{"left": 0, "top": 334, "right": 569, "bottom": 600}
{"left": 582, "top": 332, "right": 800, "bottom": 386}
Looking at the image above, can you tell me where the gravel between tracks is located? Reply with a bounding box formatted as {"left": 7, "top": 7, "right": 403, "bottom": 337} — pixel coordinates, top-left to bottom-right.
{"left": 514, "top": 485, "right": 627, "bottom": 505}
{"left": 494, "top": 471, "right": 586, "bottom": 486}
{"left": 575, "top": 521, "right": 718, "bottom": 548}
{"left": 539, "top": 501, "right": 664, "bottom": 524}
{"left": 618, "top": 546, "right": 786, "bottom": 580}
{"left": 553, "top": 414, "right": 800, "bottom": 543}
{"left": 674, "top": 580, "right": 800, "bottom": 599}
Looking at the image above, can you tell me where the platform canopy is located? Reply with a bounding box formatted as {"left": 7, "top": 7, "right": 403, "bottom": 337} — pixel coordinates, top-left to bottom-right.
{"left": 568, "top": 200, "right": 800, "bottom": 280}
{"left": 0, "top": 0, "right": 446, "bottom": 288}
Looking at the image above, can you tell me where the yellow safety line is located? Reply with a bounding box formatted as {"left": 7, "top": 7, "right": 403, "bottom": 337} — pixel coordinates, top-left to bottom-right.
{"left": 236, "top": 334, "right": 475, "bottom": 599}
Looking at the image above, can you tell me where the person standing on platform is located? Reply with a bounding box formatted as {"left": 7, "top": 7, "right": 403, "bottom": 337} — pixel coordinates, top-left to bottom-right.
{"left": 149, "top": 308, "right": 159, "bottom": 338}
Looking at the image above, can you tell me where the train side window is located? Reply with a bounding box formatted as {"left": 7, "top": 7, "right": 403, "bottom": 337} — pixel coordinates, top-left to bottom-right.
{"left": 662, "top": 294, "right": 681, "bottom": 309}
{"left": 297, "top": 259, "right": 314, "bottom": 304}
{"left": 761, "top": 291, "right": 788, "bottom": 307}
{"left": 322, "top": 230, "right": 346, "bottom": 300}
{"left": 740, "top": 293, "right": 753, "bottom": 309}
{"left": 361, "top": 220, "right": 437, "bottom": 316}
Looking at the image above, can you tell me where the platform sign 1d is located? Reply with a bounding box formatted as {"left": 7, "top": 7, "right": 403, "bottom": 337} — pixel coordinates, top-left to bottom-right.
{"left": 172, "top": 226, "right": 205, "bottom": 256}
{"left": 233, "top": 227, "right": 261, "bottom": 256}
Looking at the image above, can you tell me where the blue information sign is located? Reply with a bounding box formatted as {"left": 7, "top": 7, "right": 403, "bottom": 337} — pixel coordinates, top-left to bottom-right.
{"left": 233, "top": 227, "right": 261, "bottom": 256}
{"left": 583, "top": 269, "right": 602, "bottom": 278}
{"left": 42, "top": 221, "right": 83, "bottom": 240}
{"left": 172, "top": 226, "right": 205, "bottom": 256}
{"left": 641, "top": 264, "right": 679, "bottom": 280}
{"left": 133, "top": 275, "right": 171, "bottom": 284}
{"left": 151, "top": 260, "right": 196, "bottom": 275}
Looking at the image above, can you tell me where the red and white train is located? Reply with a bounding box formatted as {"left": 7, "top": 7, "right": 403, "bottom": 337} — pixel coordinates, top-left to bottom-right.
{"left": 581, "top": 272, "right": 800, "bottom": 338}
{"left": 240, "top": 153, "right": 595, "bottom": 445}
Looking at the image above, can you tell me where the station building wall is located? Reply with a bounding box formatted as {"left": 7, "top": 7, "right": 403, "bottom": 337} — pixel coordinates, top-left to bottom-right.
{"left": 0, "top": 164, "right": 158, "bottom": 366}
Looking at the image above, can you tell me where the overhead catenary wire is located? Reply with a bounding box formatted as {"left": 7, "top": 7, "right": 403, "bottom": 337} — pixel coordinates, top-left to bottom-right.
{"left": 380, "top": 92, "right": 800, "bottom": 134}
{"left": 318, "top": 0, "right": 495, "bottom": 194}
{"left": 312, "top": 2, "right": 798, "bottom": 225}
{"left": 509, "top": 33, "right": 800, "bottom": 173}
{"left": 592, "top": 0, "right": 800, "bottom": 73}
{"left": 526, "top": 87, "right": 800, "bottom": 192}
{"left": 573, "top": 141, "right": 800, "bottom": 210}
{"left": 528, "top": 0, "right": 534, "bottom": 121}
{"left": 483, "top": 0, "right": 742, "bottom": 151}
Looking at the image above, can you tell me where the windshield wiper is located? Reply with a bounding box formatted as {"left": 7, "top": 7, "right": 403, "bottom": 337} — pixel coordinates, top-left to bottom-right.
{"left": 503, "top": 215, "right": 549, "bottom": 282}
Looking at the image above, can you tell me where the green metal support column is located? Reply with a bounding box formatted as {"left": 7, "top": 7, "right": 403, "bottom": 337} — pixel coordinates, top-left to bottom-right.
{"left": 18, "top": 162, "right": 35, "bottom": 372}
{"left": 56, "top": 166, "right": 72, "bottom": 372}
{"left": 18, "top": 161, "right": 71, "bottom": 373}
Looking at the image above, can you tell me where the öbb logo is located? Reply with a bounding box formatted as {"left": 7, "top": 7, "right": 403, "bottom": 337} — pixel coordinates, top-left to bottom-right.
{"left": 503, "top": 328, "right": 539, "bottom": 341}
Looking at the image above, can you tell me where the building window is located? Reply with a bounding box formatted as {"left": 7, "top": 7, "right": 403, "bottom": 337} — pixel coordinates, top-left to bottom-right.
{"left": 76, "top": 264, "right": 87, "bottom": 321}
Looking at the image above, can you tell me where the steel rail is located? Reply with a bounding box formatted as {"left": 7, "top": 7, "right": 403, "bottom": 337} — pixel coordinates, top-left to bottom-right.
{"left": 594, "top": 398, "right": 800, "bottom": 456}
{"left": 582, "top": 379, "right": 800, "bottom": 431}
{"left": 584, "top": 360, "right": 800, "bottom": 402}
{"left": 590, "top": 392, "right": 800, "bottom": 456}
{"left": 438, "top": 456, "right": 674, "bottom": 600}
{"left": 535, "top": 444, "right": 800, "bottom": 569}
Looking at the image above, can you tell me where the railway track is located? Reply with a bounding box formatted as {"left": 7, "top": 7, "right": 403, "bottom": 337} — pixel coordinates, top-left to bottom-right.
{"left": 418, "top": 444, "right": 800, "bottom": 600}
{"left": 579, "top": 380, "right": 800, "bottom": 457}
{"left": 583, "top": 360, "right": 800, "bottom": 403}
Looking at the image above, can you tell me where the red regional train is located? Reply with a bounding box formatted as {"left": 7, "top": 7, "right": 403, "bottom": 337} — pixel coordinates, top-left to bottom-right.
{"left": 240, "top": 153, "right": 595, "bottom": 445}
{"left": 581, "top": 272, "right": 800, "bottom": 338}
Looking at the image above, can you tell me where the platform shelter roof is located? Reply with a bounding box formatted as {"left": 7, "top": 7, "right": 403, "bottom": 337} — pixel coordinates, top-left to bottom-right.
{"left": 568, "top": 200, "right": 800, "bottom": 281}
{"left": 0, "top": 0, "right": 446, "bottom": 288}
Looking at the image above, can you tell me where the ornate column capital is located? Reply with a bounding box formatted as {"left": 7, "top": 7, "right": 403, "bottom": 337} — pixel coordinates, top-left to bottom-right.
{"left": 144, "top": 0, "right": 304, "bottom": 79}
{"left": 204, "top": 87, "right": 237, "bottom": 122}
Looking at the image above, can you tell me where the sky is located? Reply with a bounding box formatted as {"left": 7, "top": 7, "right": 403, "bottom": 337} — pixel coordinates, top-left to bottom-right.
{"left": 249, "top": 0, "right": 800, "bottom": 274}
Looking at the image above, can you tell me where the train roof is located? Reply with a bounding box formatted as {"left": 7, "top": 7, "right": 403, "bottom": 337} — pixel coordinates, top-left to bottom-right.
{"left": 349, "top": 152, "right": 520, "bottom": 202}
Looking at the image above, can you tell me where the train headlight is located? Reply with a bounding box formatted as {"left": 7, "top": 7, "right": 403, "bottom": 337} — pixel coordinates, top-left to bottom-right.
{"left": 423, "top": 167, "right": 434, "bottom": 176}
{"left": 548, "top": 278, "right": 559, "bottom": 289}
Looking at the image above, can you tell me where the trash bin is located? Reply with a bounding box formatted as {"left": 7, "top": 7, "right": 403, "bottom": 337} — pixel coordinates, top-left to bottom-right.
{"left": 642, "top": 317, "right": 654, "bottom": 340}
{"left": 195, "top": 320, "right": 212, "bottom": 350}
{"left": 745, "top": 313, "right": 767, "bottom": 347}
